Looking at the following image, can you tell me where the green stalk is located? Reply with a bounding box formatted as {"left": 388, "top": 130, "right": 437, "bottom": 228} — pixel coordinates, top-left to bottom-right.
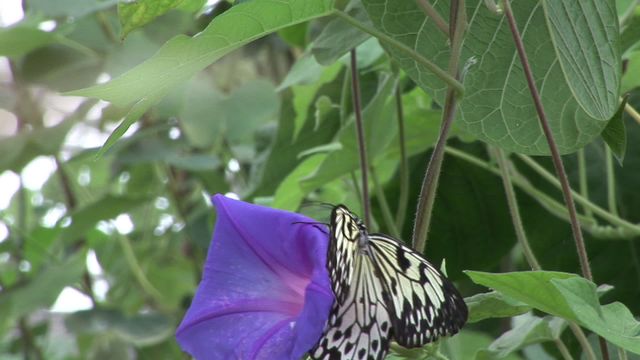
{"left": 117, "top": 233, "right": 164, "bottom": 303}
{"left": 605, "top": 147, "right": 618, "bottom": 216}
{"left": 577, "top": 149, "right": 593, "bottom": 218}
{"left": 492, "top": 147, "right": 541, "bottom": 270}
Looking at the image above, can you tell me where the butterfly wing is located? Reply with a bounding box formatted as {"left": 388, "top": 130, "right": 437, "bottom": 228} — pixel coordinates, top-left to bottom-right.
{"left": 368, "top": 234, "right": 468, "bottom": 347}
{"left": 311, "top": 253, "right": 392, "bottom": 360}
{"left": 327, "top": 205, "right": 361, "bottom": 304}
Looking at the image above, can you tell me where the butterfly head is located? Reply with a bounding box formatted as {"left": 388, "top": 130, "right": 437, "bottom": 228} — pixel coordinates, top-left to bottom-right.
{"left": 331, "top": 205, "right": 368, "bottom": 245}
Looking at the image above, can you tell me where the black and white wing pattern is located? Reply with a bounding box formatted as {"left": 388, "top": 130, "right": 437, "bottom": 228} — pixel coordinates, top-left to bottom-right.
{"left": 325, "top": 206, "right": 363, "bottom": 304}
{"left": 311, "top": 205, "right": 467, "bottom": 359}
{"left": 368, "top": 234, "right": 467, "bottom": 347}
{"left": 311, "top": 253, "right": 391, "bottom": 360}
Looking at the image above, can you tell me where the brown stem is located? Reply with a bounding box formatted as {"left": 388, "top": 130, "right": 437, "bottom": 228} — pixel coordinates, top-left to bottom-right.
{"left": 350, "top": 48, "right": 371, "bottom": 227}
{"left": 412, "top": 0, "right": 466, "bottom": 251}
{"left": 502, "top": 2, "right": 607, "bottom": 358}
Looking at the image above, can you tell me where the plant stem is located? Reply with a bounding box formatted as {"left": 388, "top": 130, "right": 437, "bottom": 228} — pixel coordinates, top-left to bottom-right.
{"left": 350, "top": 49, "right": 371, "bottom": 228}
{"left": 516, "top": 154, "right": 640, "bottom": 235}
{"left": 413, "top": 0, "right": 466, "bottom": 251}
{"left": 117, "top": 233, "right": 164, "bottom": 303}
{"left": 569, "top": 323, "right": 598, "bottom": 360}
{"left": 605, "top": 147, "right": 618, "bottom": 216}
{"left": 625, "top": 102, "right": 640, "bottom": 124}
{"left": 334, "top": 10, "right": 464, "bottom": 95}
{"left": 415, "top": 0, "right": 449, "bottom": 36}
{"left": 394, "top": 84, "right": 410, "bottom": 230}
{"left": 503, "top": 0, "right": 593, "bottom": 280}
{"left": 492, "top": 147, "right": 541, "bottom": 270}
{"left": 577, "top": 149, "right": 593, "bottom": 218}
{"left": 554, "top": 338, "right": 575, "bottom": 360}
{"left": 503, "top": 2, "right": 605, "bottom": 355}
{"left": 370, "top": 166, "right": 401, "bottom": 238}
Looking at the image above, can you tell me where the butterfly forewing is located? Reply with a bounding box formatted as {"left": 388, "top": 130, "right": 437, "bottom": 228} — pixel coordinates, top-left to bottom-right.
{"left": 311, "top": 254, "right": 391, "bottom": 360}
{"left": 368, "top": 234, "right": 468, "bottom": 347}
{"left": 327, "top": 206, "right": 361, "bottom": 304}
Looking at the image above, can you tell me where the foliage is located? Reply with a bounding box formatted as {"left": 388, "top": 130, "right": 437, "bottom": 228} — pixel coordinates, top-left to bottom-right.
{"left": 0, "top": 0, "right": 639, "bottom": 359}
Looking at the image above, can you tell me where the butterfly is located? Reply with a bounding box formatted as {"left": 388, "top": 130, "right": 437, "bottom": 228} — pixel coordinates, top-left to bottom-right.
{"left": 310, "top": 205, "right": 468, "bottom": 360}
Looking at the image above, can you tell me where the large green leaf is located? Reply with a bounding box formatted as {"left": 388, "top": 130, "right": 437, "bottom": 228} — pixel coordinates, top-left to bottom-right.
{"left": 360, "top": 1, "right": 620, "bottom": 154}
{"left": 28, "top": 0, "right": 118, "bottom": 18}
{"left": 68, "top": 0, "right": 334, "bottom": 154}
{"left": 69, "top": 0, "right": 335, "bottom": 106}
{"left": 466, "top": 271, "right": 640, "bottom": 354}
{"left": 119, "top": 0, "right": 185, "bottom": 39}
{"left": 0, "top": 25, "right": 58, "bottom": 58}
{"left": 542, "top": 0, "right": 620, "bottom": 120}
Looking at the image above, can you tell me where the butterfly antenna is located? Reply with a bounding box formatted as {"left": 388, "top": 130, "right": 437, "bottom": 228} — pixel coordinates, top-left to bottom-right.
{"left": 292, "top": 221, "right": 330, "bottom": 234}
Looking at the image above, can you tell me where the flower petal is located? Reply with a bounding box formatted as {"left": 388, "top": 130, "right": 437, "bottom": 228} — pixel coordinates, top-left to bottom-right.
{"left": 176, "top": 195, "right": 333, "bottom": 360}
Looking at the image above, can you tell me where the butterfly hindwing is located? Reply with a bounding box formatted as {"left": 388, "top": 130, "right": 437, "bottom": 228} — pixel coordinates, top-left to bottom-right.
{"left": 368, "top": 235, "right": 468, "bottom": 347}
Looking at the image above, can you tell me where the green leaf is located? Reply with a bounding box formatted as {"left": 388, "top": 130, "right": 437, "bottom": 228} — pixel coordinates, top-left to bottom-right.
{"left": 96, "top": 97, "right": 155, "bottom": 158}
{"left": 279, "top": 55, "right": 343, "bottom": 139}
{"left": 68, "top": 0, "right": 335, "bottom": 106}
{"left": 442, "top": 330, "right": 522, "bottom": 360}
{"left": 312, "top": 0, "right": 371, "bottom": 66}
{"left": 300, "top": 73, "right": 397, "bottom": 191}
{"left": 66, "top": 308, "right": 172, "bottom": 347}
{"left": 180, "top": 78, "right": 279, "bottom": 148}
{"left": 0, "top": 252, "right": 85, "bottom": 328}
{"left": 272, "top": 154, "right": 327, "bottom": 211}
{"left": 119, "top": 0, "right": 185, "bottom": 39}
{"left": 465, "top": 271, "right": 580, "bottom": 321}
{"left": 622, "top": 51, "right": 640, "bottom": 92}
{"left": 0, "top": 25, "right": 58, "bottom": 58}
{"left": 542, "top": 0, "right": 621, "bottom": 120}
{"left": 601, "top": 97, "right": 628, "bottom": 163}
{"left": 465, "top": 291, "right": 531, "bottom": 323}
{"left": 476, "top": 313, "right": 565, "bottom": 360}
{"left": 58, "top": 195, "right": 152, "bottom": 244}
{"left": 360, "top": 1, "right": 620, "bottom": 154}
{"left": 28, "top": 0, "right": 118, "bottom": 18}
{"left": 466, "top": 271, "right": 640, "bottom": 354}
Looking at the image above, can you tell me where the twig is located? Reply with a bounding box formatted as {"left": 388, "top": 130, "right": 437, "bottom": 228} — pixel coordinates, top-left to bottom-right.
{"left": 412, "top": 0, "right": 466, "bottom": 251}
{"left": 350, "top": 49, "right": 371, "bottom": 227}
{"left": 503, "top": 2, "right": 607, "bottom": 357}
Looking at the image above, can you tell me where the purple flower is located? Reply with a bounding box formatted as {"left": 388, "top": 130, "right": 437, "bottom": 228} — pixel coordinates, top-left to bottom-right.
{"left": 176, "top": 194, "right": 333, "bottom": 360}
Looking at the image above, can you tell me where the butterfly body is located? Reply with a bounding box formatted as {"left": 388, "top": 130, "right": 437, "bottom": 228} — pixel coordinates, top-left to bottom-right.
{"left": 311, "top": 205, "right": 467, "bottom": 360}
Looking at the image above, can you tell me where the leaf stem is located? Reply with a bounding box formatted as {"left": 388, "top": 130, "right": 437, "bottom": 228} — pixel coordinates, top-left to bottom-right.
{"left": 503, "top": 0, "right": 595, "bottom": 283}
{"left": 415, "top": 0, "right": 449, "bottom": 36}
{"left": 492, "top": 147, "right": 541, "bottom": 270}
{"left": 577, "top": 149, "right": 593, "bottom": 218}
{"left": 625, "top": 102, "right": 640, "bottom": 124}
{"left": 446, "top": 147, "right": 640, "bottom": 238}
{"left": 394, "top": 84, "right": 410, "bottom": 230}
{"left": 605, "top": 147, "right": 618, "bottom": 216}
{"left": 554, "top": 338, "right": 575, "bottom": 360}
{"left": 333, "top": 10, "right": 464, "bottom": 96}
{"left": 370, "top": 166, "right": 401, "bottom": 238}
{"left": 516, "top": 154, "right": 640, "bottom": 234}
{"left": 117, "top": 233, "right": 164, "bottom": 304}
{"left": 413, "top": 0, "right": 466, "bottom": 252}
{"left": 350, "top": 49, "right": 371, "bottom": 227}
